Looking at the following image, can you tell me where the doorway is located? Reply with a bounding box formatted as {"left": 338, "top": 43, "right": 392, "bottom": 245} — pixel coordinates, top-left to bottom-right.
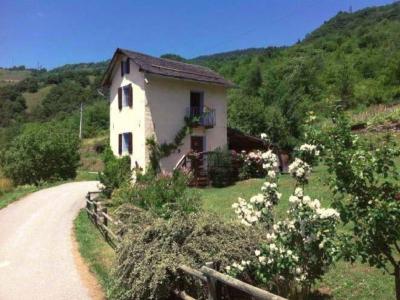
{"left": 190, "top": 136, "right": 204, "bottom": 153}
{"left": 190, "top": 91, "right": 203, "bottom": 117}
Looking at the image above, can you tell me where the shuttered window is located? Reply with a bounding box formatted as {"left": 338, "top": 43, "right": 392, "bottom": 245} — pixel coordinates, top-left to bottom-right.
{"left": 120, "top": 58, "right": 130, "bottom": 77}
{"left": 118, "top": 87, "right": 122, "bottom": 110}
{"left": 119, "top": 132, "right": 133, "bottom": 155}
{"left": 122, "top": 84, "right": 133, "bottom": 108}
{"left": 127, "top": 132, "right": 133, "bottom": 154}
{"left": 118, "top": 134, "right": 122, "bottom": 155}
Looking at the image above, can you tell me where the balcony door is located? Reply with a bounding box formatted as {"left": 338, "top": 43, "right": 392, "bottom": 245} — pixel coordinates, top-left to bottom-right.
{"left": 190, "top": 91, "right": 203, "bottom": 117}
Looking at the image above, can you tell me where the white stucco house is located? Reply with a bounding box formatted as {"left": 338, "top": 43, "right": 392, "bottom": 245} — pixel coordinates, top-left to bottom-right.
{"left": 101, "top": 48, "right": 234, "bottom": 178}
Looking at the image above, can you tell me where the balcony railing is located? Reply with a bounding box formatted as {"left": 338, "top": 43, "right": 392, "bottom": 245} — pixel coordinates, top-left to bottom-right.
{"left": 186, "top": 107, "right": 216, "bottom": 128}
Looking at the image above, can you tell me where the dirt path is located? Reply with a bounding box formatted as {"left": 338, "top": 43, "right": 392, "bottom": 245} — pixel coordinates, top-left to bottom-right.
{"left": 0, "top": 181, "right": 101, "bottom": 300}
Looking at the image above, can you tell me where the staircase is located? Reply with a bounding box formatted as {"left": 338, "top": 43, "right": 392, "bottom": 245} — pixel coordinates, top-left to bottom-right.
{"left": 174, "top": 152, "right": 211, "bottom": 187}
{"left": 189, "top": 165, "right": 209, "bottom": 187}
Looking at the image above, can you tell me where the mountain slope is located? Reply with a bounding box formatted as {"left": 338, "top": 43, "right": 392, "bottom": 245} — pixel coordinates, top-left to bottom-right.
{"left": 189, "top": 2, "right": 400, "bottom": 148}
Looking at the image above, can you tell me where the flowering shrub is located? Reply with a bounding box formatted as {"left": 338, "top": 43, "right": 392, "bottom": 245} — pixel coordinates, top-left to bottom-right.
{"left": 238, "top": 150, "right": 266, "bottom": 180}
{"left": 229, "top": 133, "right": 339, "bottom": 299}
{"left": 288, "top": 158, "right": 312, "bottom": 185}
{"left": 233, "top": 148, "right": 281, "bottom": 228}
{"left": 295, "top": 143, "right": 320, "bottom": 166}
{"left": 324, "top": 110, "right": 400, "bottom": 300}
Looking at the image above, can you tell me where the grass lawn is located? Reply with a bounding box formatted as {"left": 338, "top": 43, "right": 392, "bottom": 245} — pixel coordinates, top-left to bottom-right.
{"left": 74, "top": 210, "right": 116, "bottom": 296}
{"left": 199, "top": 164, "right": 332, "bottom": 221}
{"left": 0, "top": 185, "right": 38, "bottom": 210}
{"left": 195, "top": 167, "right": 396, "bottom": 300}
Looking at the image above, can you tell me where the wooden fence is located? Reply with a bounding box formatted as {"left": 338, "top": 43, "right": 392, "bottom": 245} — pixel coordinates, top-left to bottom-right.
{"left": 85, "top": 192, "right": 286, "bottom": 300}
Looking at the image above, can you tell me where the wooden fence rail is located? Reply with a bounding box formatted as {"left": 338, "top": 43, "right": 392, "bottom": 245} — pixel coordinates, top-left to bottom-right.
{"left": 85, "top": 192, "right": 286, "bottom": 300}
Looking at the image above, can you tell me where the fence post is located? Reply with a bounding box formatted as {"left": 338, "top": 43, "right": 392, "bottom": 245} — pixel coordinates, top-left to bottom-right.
{"left": 102, "top": 207, "right": 109, "bottom": 241}
{"left": 85, "top": 193, "right": 90, "bottom": 213}
{"left": 205, "top": 262, "right": 218, "bottom": 300}
{"left": 93, "top": 200, "right": 98, "bottom": 226}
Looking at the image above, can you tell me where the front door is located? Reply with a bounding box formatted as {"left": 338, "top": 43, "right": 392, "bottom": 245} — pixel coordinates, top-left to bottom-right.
{"left": 191, "top": 136, "right": 204, "bottom": 153}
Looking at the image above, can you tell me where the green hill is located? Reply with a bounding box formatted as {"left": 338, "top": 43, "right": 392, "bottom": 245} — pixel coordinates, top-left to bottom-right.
{"left": 187, "top": 2, "right": 400, "bottom": 148}
{"left": 0, "top": 2, "right": 399, "bottom": 149}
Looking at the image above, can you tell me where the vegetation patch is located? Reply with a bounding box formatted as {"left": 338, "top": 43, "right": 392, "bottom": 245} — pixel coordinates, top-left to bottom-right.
{"left": 74, "top": 210, "right": 116, "bottom": 297}
{"left": 111, "top": 211, "right": 263, "bottom": 300}
{"left": 0, "top": 184, "right": 38, "bottom": 210}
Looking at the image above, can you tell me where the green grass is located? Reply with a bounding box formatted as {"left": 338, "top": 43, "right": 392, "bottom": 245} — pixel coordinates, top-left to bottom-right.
{"left": 23, "top": 85, "right": 54, "bottom": 113}
{"left": 0, "top": 185, "right": 38, "bottom": 209}
{"left": 75, "top": 170, "right": 99, "bottom": 181}
{"left": 79, "top": 136, "right": 106, "bottom": 173}
{"left": 195, "top": 168, "right": 396, "bottom": 300}
{"left": 74, "top": 210, "right": 116, "bottom": 296}
{"left": 199, "top": 164, "right": 332, "bottom": 221}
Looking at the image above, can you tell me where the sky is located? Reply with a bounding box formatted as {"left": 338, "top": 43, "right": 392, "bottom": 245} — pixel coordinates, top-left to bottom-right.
{"left": 0, "top": 0, "right": 394, "bottom": 69}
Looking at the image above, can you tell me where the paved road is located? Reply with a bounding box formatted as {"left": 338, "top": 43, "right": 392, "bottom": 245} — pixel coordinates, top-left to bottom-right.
{"left": 0, "top": 181, "right": 99, "bottom": 300}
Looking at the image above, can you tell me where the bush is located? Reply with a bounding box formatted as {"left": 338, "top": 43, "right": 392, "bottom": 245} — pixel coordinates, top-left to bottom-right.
{"left": 207, "top": 147, "right": 235, "bottom": 187}
{"left": 238, "top": 150, "right": 266, "bottom": 180}
{"left": 99, "top": 146, "right": 131, "bottom": 198}
{"left": 0, "top": 123, "right": 80, "bottom": 185}
{"left": 0, "top": 177, "right": 13, "bottom": 196}
{"left": 81, "top": 101, "right": 109, "bottom": 138}
{"left": 111, "top": 212, "right": 264, "bottom": 300}
{"left": 112, "top": 170, "right": 200, "bottom": 218}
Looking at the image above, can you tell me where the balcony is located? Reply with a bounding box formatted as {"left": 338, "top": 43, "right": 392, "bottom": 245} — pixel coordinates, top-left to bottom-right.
{"left": 186, "top": 106, "right": 216, "bottom": 129}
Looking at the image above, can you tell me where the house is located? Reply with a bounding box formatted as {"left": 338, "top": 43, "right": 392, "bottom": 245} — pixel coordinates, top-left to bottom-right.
{"left": 101, "top": 48, "right": 234, "bottom": 177}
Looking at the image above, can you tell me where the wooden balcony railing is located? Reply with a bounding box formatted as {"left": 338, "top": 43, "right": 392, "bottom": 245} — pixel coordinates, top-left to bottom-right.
{"left": 186, "top": 107, "right": 216, "bottom": 128}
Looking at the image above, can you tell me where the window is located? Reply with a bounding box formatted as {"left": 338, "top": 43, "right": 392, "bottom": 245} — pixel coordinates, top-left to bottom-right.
{"left": 120, "top": 58, "right": 130, "bottom": 76}
{"left": 118, "top": 84, "right": 132, "bottom": 109}
{"left": 118, "top": 132, "right": 132, "bottom": 155}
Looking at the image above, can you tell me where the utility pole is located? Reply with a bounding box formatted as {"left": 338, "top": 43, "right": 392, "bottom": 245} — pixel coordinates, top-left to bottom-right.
{"left": 79, "top": 102, "right": 83, "bottom": 139}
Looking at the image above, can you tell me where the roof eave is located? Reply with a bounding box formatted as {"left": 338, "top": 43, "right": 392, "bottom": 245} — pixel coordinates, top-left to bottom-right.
{"left": 100, "top": 48, "right": 124, "bottom": 88}
{"left": 144, "top": 71, "right": 235, "bottom": 88}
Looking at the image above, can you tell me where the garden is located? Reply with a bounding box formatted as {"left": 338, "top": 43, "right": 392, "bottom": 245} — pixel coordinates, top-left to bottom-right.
{"left": 78, "top": 109, "right": 400, "bottom": 300}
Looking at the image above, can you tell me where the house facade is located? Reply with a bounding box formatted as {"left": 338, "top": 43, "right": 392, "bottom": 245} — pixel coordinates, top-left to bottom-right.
{"left": 101, "top": 48, "right": 233, "bottom": 174}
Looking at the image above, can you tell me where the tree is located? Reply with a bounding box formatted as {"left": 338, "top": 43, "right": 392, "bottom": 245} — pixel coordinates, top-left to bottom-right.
{"left": 99, "top": 146, "right": 131, "bottom": 197}
{"left": 36, "top": 80, "right": 89, "bottom": 120}
{"left": 324, "top": 110, "right": 400, "bottom": 300}
{"left": 243, "top": 65, "right": 262, "bottom": 96}
{"left": 228, "top": 93, "right": 267, "bottom": 136}
{"left": 335, "top": 60, "right": 355, "bottom": 108}
{"left": 0, "top": 122, "right": 80, "bottom": 185}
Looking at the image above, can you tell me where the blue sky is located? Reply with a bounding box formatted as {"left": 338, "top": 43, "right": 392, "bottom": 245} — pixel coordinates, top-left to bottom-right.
{"left": 0, "top": 0, "right": 394, "bottom": 69}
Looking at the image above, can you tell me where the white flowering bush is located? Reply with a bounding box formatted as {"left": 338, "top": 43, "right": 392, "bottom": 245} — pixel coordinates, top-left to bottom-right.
{"left": 288, "top": 158, "right": 312, "bottom": 185}
{"left": 232, "top": 148, "right": 281, "bottom": 228}
{"left": 228, "top": 133, "right": 340, "bottom": 299}
{"left": 296, "top": 143, "right": 321, "bottom": 166}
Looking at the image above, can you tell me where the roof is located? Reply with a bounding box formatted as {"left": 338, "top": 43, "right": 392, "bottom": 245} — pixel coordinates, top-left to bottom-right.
{"left": 101, "top": 48, "right": 235, "bottom": 88}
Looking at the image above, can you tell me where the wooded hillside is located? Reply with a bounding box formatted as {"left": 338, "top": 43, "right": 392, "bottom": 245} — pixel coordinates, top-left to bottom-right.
{"left": 0, "top": 2, "right": 399, "bottom": 149}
